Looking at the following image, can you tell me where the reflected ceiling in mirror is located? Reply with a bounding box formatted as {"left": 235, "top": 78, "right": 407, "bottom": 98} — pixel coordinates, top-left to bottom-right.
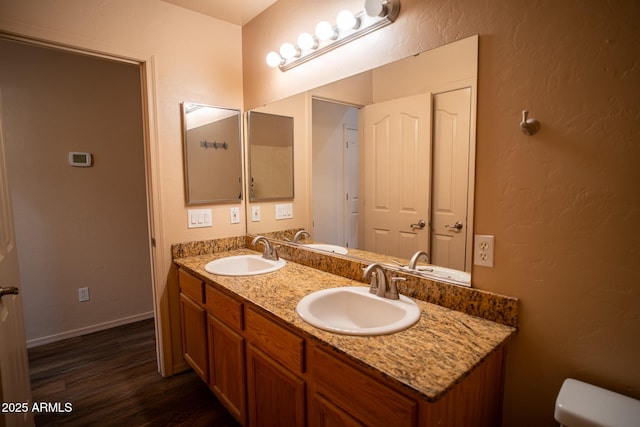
{"left": 181, "top": 103, "right": 243, "bottom": 204}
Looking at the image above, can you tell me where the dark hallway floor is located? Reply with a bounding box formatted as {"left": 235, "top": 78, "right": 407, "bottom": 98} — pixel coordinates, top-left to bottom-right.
{"left": 28, "top": 319, "right": 240, "bottom": 427}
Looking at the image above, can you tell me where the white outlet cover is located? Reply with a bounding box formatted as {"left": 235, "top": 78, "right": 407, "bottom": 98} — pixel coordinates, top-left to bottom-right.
{"left": 230, "top": 207, "right": 240, "bottom": 224}
{"left": 474, "top": 234, "right": 495, "bottom": 267}
{"left": 251, "top": 206, "right": 261, "bottom": 222}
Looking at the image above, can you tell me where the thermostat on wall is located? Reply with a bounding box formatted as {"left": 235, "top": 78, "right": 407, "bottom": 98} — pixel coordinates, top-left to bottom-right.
{"left": 68, "top": 152, "right": 92, "bottom": 167}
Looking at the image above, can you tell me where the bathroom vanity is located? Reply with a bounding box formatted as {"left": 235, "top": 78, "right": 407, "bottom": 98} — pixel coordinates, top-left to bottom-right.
{"left": 173, "top": 240, "right": 517, "bottom": 427}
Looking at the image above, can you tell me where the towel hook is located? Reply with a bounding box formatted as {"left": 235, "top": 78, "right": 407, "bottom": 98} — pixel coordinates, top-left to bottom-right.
{"left": 520, "top": 110, "right": 540, "bottom": 136}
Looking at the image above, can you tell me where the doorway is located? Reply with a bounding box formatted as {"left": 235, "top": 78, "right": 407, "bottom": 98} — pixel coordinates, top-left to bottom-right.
{"left": 0, "top": 39, "right": 154, "bottom": 349}
{"left": 311, "top": 99, "right": 360, "bottom": 248}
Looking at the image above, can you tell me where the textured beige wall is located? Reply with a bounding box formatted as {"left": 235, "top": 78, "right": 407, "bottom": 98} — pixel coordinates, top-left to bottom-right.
{"left": 0, "top": 0, "right": 244, "bottom": 373}
{"left": 243, "top": 0, "right": 640, "bottom": 426}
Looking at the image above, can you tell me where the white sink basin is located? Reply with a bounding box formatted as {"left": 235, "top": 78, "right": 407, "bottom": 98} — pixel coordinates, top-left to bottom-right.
{"left": 296, "top": 287, "right": 420, "bottom": 336}
{"left": 204, "top": 255, "right": 286, "bottom": 276}
{"left": 303, "top": 243, "right": 349, "bottom": 255}
{"left": 417, "top": 266, "right": 470, "bottom": 285}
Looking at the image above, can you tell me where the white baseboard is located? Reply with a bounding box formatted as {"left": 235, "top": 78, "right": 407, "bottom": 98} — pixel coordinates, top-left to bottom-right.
{"left": 26, "top": 311, "right": 155, "bottom": 349}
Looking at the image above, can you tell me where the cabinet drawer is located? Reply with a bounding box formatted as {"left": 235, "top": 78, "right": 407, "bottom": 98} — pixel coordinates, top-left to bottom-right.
{"left": 178, "top": 269, "right": 204, "bottom": 305}
{"left": 245, "top": 307, "right": 304, "bottom": 375}
{"left": 309, "top": 345, "right": 417, "bottom": 426}
{"left": 206, "top": 285, "right": 243, "bottom": 331}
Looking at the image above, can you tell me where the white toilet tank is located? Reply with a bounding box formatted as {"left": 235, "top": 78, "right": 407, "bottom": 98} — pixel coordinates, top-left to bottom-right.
{"left": 555, "top": 378, "right": 640, "bottom": 427}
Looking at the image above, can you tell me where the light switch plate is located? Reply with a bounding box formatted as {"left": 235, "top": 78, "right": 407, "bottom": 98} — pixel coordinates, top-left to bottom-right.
{"left": 275, "top": 203, "right": 293, "bottom": 220}
{"left": 188, "top": 208, "right": 212, "bottom": 228}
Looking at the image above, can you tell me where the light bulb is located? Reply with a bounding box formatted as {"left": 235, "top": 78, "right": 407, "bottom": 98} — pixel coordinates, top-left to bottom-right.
{"left": 364, "top": 0, "right": 386, "bottom": 17}
{"left": 336, "top": 10, "right": 359, "bottom": 31}
{"left": 279, "top": 42, "right": 299, "bottom": 60}
{"left": 297, "top": 32, "right": 318, "bottom": 50}
{"left": 315, "top": 20, "right": 337, "bottom": 41}
{"left": 266, "top": 51, "right": 283, "bottom": 67}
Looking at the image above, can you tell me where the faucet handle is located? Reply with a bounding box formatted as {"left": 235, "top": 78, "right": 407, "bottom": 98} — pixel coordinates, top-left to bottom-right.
{"left": 270, "top": 245, "right": 281, "bottom": 261}
{"left": 367, "top": 271, "right": 379, "bottom": 294}
{"left": 386, "top": 277, "right": 405, "bottom": 300}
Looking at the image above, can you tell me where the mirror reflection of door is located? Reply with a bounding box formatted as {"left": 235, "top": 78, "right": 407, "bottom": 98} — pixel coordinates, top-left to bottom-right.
{"left": 312, "top": 99, "right": 359, "bottom": 248}
{"left": 430, "top": 88, "right": 472, "bottom": 270}
{"left": 362, "top": 94, "right": 432, "bottom": 260}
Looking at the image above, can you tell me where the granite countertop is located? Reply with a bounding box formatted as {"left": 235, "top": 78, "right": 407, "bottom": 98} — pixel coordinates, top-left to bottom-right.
{"left": 174, "top": 248, "right": 516, "bottom": 402}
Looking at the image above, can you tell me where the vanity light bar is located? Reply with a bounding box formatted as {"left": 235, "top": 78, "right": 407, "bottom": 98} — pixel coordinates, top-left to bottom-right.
{"left": 266, "top": 0, "right": 401, "bottom": 72}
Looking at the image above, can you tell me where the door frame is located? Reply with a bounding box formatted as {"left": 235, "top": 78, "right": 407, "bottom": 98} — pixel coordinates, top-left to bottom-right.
{"left": 0, "top": 31, "right": 171, "bottom": 375}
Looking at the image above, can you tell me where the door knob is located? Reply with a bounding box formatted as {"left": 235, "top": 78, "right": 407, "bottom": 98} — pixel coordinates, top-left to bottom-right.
{"left": 410, "top": 220, "right": 426, "bottom": 230}
{"left": 0, "top": 286, "right": 19, "bottom": 297}
{"left": 445, "top": 221, "right": 463, "bottom": 231}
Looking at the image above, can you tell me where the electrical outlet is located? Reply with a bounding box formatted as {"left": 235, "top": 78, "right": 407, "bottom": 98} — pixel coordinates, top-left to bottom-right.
{"left": 230, "top": 207, "right": 240, "bottom": 224}
{"left": 251, "top": 206, "right": 261, "bottom": 222}
{"left": 474, "top": 235, "right": 495, "bottom": 267}
{"left": 78, "top": 287, "right": 90, "bottom": 302}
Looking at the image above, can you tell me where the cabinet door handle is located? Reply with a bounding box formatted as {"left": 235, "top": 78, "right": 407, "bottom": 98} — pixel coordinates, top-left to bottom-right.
{"left": 0, "top": 286, "right": 19, "bottom": 298}
{"left": 445, "top": 221, "right": 463, "bottom": 231}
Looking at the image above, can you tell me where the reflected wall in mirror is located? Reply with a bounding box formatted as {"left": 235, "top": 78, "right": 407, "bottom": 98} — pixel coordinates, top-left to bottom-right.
{"left": 181, "top": 103, "right": 242, "bottom": 204}
{"left": 247, "top": 111, "right": 294, "bottom": 201}
{"left": 246, "top": 35, "right": 477, "bottom": 279}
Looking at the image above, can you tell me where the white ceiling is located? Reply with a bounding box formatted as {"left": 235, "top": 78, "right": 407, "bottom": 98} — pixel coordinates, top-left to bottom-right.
{"left": 160, "top": 0, "right": 278, "bottom": 26}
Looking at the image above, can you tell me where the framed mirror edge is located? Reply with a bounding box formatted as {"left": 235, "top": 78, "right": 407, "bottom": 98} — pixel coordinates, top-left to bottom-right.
{"left": 181, "top": 102, "right": 244, "bottom": 205}
{"left": 246, "top": 110, "right": 295, "bottom": 202}
{"left": 245, "top": 34, "right": 479, "bottom": 285}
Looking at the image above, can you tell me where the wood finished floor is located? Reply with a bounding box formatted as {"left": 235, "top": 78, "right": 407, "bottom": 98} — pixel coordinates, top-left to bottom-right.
{"left": 28, "top": 319, "right": 240, "bottom": 427}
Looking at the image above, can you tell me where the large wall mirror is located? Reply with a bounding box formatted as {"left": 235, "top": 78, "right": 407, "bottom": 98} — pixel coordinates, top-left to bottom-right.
{"left": 247, "top": 111, "right": 294, "bottom": 201}
{"left": 246, "top": 35, "right": 478, "bottom": 283}
{"left": 181, "top": 103, "right": 243, "bottom": 204}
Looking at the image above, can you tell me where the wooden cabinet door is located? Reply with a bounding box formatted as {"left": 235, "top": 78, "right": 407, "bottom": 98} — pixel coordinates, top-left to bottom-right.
{"left": 179, "top": 293, "right": 208, "bottom": 382}
{"left": 208, "top": 314, "right": 246, "bottom": 424}
{"left": 246, "top": 343, "right": 305, "bottom": 427}
{"left": 309, "top": 392, "right": 365, "bottom": 427}
{"left": 308, "top": 344, "right": 417, "bottom": 427}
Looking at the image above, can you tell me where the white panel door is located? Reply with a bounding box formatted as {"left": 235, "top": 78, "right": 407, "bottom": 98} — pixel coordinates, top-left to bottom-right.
{"left": 0, "top": 90, "right": 34, "bottom": 427}
{"left": 430, "top": 88, "right": 472, "bottom": 270}
{"left": 362, "top": 94, "right": 431, "bottom": 260}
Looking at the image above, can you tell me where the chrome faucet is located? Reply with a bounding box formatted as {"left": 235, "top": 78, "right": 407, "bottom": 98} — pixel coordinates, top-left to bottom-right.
{"left": 362, "top": 263, "right": 403, "bottom": 300}
{"left": 251, "top": 235, "right": 279, "bottom": 261}
{"left": 408, "top": 250, "right": 430, "bottom": 270}
{"left": 292, "top": 230, "right": 310, "bottom": 243}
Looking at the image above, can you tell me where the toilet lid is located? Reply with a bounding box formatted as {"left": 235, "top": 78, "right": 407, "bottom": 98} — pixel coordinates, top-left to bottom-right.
{"left": 555, "top": 378, "right": 640, "bottom": 427}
